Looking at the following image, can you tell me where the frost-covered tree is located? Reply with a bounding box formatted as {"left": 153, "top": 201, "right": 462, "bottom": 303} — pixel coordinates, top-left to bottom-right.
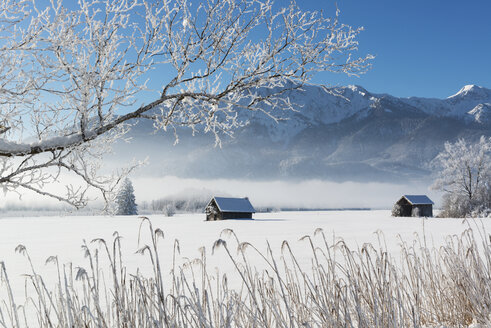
{"left": 391, "top": 203, "right": 402, "bottom": 217}
{"left": 0, "top": 0, "right": 372, "bottom": 208}
{"left": 115, "top": 178, "right": 138, "bottom": 215}
{"left": 163, "top": 204, "right": 176, "bottom": 217}
{"left": 432, "top": 136, "right": 491, "bottom": 217}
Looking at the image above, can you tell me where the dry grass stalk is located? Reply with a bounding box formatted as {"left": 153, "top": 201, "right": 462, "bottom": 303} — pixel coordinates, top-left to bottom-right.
{"left": 0, "top": 218, "right": 490, "bottom": 327}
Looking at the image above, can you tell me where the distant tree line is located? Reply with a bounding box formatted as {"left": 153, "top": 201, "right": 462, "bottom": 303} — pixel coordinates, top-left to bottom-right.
{"left": 140, "top": 196, "right": 211, "bottom": 216}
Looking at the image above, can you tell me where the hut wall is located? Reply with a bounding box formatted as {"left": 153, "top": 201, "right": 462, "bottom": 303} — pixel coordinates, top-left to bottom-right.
{"left": 413, "top": 204, "right": 433, "bottom": 217}
{"left": 396, "top": 198, "right": 413, "bottom": 217}
{"left": 222, "top": 212, "right": 253, "bottom": 220}
{"left": 401, "top": 205, "right": 412, "bottom": 217}
{"left": 206, "top": 210, "right": 253, "bottom": 221}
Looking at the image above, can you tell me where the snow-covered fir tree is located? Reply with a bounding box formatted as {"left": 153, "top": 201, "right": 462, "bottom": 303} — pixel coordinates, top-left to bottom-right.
{"left": 115, "top": 179, "right": 138, "bottom": 215}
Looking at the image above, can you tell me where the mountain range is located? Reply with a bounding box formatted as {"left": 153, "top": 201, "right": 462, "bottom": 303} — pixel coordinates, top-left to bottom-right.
{"left": 111, "top": 84, "right": 491, "bottom": 183}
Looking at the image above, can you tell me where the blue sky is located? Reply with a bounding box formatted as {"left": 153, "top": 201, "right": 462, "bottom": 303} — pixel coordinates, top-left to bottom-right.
{"left": 35, "top": 0, "right": 491, "bottom": 101}
{"left": 291, "top": 0, "right": 491, "bottom": 98}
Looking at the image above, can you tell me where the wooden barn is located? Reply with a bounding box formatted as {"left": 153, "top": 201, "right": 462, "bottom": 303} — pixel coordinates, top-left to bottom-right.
{"left": 205, "top": 197, "right": 255, "bottom": 221}
{"left": 393, "top": 195, "right": 434, "bottom": 217}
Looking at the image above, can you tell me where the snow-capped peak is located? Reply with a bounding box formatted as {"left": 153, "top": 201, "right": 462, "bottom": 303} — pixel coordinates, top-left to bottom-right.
{"left": 461, "top": 84, "right": 477, "bottom": 92}
{"left": 448, "top": 84, "right": 485, "bottom": 98}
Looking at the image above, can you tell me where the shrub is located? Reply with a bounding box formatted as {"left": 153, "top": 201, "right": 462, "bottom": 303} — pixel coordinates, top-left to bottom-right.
{"left": 391, "top": 203, "right": 403, "bottom": 216}
{"left": 163, "top": 204, "right": 176, "bottom": 217}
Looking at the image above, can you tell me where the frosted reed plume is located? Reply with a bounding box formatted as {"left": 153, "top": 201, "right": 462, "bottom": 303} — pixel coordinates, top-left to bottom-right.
{"left": 1, "top": 217, "right": 490, "bottom": 327}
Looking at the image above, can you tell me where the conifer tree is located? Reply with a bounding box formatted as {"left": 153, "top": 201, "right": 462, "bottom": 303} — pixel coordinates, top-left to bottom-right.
{"left": 115, "top": 178, "right": 138, "bottom": 215}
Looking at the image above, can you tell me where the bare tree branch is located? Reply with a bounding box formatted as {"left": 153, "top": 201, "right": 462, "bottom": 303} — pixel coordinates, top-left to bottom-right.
{"left": 0, "top": 0, "right": 372, "bottom": 208}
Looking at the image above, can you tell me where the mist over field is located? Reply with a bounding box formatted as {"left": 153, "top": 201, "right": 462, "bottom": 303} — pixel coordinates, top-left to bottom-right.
{"left": 0, "top": 173, "right": 440, "bottom": 213}
{"left": 132, "top": 176, "right": 440, "bottom": 209}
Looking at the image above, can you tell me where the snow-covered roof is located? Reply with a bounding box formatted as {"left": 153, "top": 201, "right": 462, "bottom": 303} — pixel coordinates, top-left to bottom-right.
{"left": 212, "top": 197, "right": 256, "bottom": 213}
{"left": 402, "top": 195, "right": 434, "bottom": 205}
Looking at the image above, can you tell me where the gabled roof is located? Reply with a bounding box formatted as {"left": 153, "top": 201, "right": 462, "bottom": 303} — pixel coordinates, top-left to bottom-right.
{"left": 211, "top": 197, "right": 256, "bottom": 213}
{"left": 401, "top": 195, "right": 434, "bottom": 205}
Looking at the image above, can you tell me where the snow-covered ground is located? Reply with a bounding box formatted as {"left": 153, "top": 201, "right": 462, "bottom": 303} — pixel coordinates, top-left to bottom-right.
{"left": 0, "top": 210, "right": 487, "bottom": 301}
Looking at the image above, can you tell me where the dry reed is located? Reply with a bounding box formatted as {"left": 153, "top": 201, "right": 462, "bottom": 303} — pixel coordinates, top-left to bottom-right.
{"left": 1, "top": 217, "right": 490, "bottom": 327}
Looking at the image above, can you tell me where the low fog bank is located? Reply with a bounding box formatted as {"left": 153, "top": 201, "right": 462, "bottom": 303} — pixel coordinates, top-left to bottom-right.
{"left": 0, "top": 176, "right": 440, "bottom": 216}
{"left": 132, "top": 176, "right": 439, "bottom": 210}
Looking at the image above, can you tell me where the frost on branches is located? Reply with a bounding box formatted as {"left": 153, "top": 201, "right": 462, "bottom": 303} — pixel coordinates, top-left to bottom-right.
{"left": 115, "top": 178, "right": 138, "bottom": 215}
{"left": 432, "top": 136, "right": 491, "bottom": 218}
{"left": 0, "top": 0, "right": 372, "bottom": 208}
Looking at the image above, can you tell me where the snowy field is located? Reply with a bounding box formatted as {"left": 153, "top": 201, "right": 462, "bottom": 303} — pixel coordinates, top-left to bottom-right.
{"left": 1, "top": 210, "right": 491, "bottom": 327}
{"left": 0, "top": 210, "right": 486, "bottom": 299}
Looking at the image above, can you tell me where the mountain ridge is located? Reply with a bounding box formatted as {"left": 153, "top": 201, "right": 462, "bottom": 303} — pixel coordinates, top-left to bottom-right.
{"left": 112, "top": 84, "right": 491, "bottom": 182}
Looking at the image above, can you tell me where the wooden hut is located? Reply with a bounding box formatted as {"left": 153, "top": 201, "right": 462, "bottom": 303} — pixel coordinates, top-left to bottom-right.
{"left": 205, "top": 197, "right": 255, "bottom": 221}
{"left": 393, "top": 195, "right": 434, "bottom": 217}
